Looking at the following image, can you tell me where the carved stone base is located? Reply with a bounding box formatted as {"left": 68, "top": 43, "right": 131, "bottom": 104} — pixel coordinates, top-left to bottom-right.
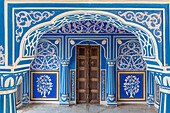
{"left": 147, "top": 95, "right": 154, "bottom": 105}
{"left": 22, "top": 93, "right": 30, "bottom": 105}
{"left": 106, "top": 95, "right": 117, "bottom": 106}
{"left": 60, "top": 94, "right": 70, "bottom": 106}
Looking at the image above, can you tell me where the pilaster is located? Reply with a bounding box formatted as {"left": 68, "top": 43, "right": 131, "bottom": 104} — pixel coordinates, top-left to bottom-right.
{"left": 147, "top": 71, "right": 154, "bottom": 105}
{"left": 60, "top": 59, "right": 70, "bottom": 106}
{"left": 106, "top": 59, "right": 117, "bottom": 105}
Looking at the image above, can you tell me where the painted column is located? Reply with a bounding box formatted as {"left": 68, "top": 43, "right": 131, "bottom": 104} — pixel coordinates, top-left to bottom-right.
{"left": 158, "top": 88, "right": 170, "bottom": 113}
{"left": 147, "top": 71, "right": 154, "bottom": 105}
{"left": 0, "top": 73, "right": 23, "bottom": 113}
{"left": 0, "top": 91, "right": 17, "bottom": 113}
{"left": 106, "top": 59, "right": 117, "bottom": 105}
{"left": 60, "top": 60, "right": 70, "bottom": 106}
{"left": 156, "top": 72, "right": 170, "bottom": 113}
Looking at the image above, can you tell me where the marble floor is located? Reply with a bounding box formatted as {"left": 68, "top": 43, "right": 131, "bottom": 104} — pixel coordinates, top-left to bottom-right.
{"left": 17, "top": 103, "right": 158, "bottom": 113}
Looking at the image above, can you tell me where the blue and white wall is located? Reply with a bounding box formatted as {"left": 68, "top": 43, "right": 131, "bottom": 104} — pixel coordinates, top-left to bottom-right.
{"left": 0, "top": 1, "right": 170, "bottom": 113}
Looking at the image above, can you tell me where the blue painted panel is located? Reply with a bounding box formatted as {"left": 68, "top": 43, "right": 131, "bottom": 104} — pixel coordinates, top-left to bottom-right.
{"left": 120, "top": 74, "right": 144, "bottom": 99}
{"left": 33, "top": 73, "right": 57, "bottom": 98}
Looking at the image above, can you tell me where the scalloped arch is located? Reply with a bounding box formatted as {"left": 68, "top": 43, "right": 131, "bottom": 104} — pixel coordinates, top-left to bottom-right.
{"left": 16, "top": 10, "right": 162, "bottom": 66}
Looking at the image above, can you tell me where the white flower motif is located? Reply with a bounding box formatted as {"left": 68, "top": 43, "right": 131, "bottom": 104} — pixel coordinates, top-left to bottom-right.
{"left": 118, "top": 39, "right": 122, "bottom": 44}
{"left": 70, "top": 40, "right": 75, "bottom": 45}
{"left": 102, "top": 40, "right": 106, "bottom": 45}
{"left": 55, "top": 39, "right": 60, "bottom": 45}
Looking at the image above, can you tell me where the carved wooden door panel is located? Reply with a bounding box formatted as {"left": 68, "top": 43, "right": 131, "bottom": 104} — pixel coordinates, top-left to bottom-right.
{"left": 76, "top": 45, "right": 100, "bottom": 104}
{"left": 89, "top": 46, "right": 100, "bottom": 103}
{"left": 76, "top": 45, "right": 89, "bottom": 103}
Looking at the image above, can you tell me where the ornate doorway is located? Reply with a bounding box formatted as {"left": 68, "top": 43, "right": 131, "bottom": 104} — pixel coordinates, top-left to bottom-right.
{"left": 76, "top": 45, "right": 100, "bottom": 103}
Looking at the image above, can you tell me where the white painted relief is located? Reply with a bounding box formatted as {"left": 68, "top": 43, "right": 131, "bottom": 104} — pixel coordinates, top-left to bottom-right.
{"left": 117, "top": 40, "right": 146, "bottom": 70}
{"left": 47, "top": 20, "right": 130, "bottom": 34}
{"left": 118, "top": 11, "right": 162, "bottom": 42}
{"left": 23, "top": 11, "right": 155, "bottom": 58}
{"left": 15, "top": 11, "right": 55, "bottom": 42}
{"left": 30, "top": 40, "right": 60, "bottom": 70}
{"left": 36, "top": 75, "right": 53, "bottom": 97}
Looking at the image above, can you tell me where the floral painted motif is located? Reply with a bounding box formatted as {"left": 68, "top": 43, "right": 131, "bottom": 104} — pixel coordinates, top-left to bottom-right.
{"left": 15, "top": 11, "right": 55, "bottom": 42}
{"left": 123, "top": 75, "right": 140, "bottom": 98}
{"left": 36, "top": 75, "right": 53, "bottom": 97}
{"left": 23, "top": 11, "right": 155, "bottom": 58}
{"left": 117, "top": 40, "right": 146, "bottom": 70}
{"left": 118, "top": 11, "right": 162, "bottom": 42}
{"left": 47, "top": 20, "right": 130, "bottom": 34}
{"left": 30, "top": 40, "right": 60, "bottom": 70}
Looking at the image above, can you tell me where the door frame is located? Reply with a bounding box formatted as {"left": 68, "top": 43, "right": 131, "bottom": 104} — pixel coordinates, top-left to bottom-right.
{"left": 76, "top": 44, "right": 101, "bottom": 104}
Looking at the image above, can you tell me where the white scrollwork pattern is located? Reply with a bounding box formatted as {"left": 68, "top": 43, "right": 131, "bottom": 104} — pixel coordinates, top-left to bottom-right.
{"left": 0, "top": 45, "right": 5, "bottom": 65}
{"left": 47, "top": 20, "right": 130, "bottom": 34}
{"left": 23, "top": 11, "right": 155, "bottom": 58}
{"left": 118, "top": 11, "right": 162, "bottom": 42}
{"left": 15, "top": 11, "right": 55, "bottom": 42}
{"left": 117, "top": 40, "right": 146, "bottom": 70}
{"left": 30, "top": 40, "right": 60, "bottom": 70}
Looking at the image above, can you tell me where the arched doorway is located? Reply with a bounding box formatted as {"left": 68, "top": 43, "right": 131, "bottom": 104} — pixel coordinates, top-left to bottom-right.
{"left": 29, "top": 19, "right": 148, "bottom": 105}
{"left": 1, "top": 10, "right": 163, "bottom": 113}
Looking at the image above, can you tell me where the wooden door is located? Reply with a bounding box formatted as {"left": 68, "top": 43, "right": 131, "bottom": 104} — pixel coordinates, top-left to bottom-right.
{"left": 76, "top": 45, "right": 100, "bottom": 104}
{"left": 89, "top": 46, "right": 100, "bottom": 103}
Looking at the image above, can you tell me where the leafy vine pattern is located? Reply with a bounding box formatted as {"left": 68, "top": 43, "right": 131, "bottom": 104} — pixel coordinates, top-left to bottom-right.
{"left": 15, "top": 11, "right": 55, "bottom": 42}
{"left": 23, "top": 11, "right": 154, "bottom": 58}
{"left": 47, "top": 20, "right": 130, "bottom": 34}
{"left": 118, "top": 11, "right": 162, "bottom": 42}
{"left": 117, "top": 40, "right": 146, "bottom": 70}
{"left": 30, "top": 40, "right": 60, "bottom": 70}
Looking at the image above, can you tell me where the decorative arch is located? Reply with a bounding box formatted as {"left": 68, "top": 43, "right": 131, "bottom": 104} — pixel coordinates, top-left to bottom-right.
{"left": 69, "top": 39, "right": 108, "bottom": 59}
{"left": 15, "top": 10, "right": 161, "bottom": 66}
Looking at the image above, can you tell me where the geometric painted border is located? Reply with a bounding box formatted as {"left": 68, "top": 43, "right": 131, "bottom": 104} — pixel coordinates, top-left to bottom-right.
{"left": 70, "top": 70, "right": 76, "bottom": 101}
{"left": 117, "top": 71, "right": 146, "bottom": 101}
{"left": 30, "top": 71, "right": 59, "bottom": 101}
{"left": 155, "top": 81, "right": 160, "bottom": 105}
{"left": 101, "top": 69, "right": 106, "bottom": 101}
